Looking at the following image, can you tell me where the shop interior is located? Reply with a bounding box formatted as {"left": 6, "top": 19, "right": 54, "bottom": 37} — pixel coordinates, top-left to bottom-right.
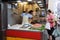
{"left": 8, "top": 0, "right": 46, "bottom": 31}
{"left": 0, "top": 0, "right": 49, "bottom": 40}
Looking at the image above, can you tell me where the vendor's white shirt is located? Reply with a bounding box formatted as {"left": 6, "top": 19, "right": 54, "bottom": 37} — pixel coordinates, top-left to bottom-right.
{"left": 21, "top": 13, "right": 32, "bottom": 19}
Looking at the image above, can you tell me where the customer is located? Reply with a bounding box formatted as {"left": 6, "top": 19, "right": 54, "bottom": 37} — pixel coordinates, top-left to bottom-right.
{"left": 57, "top": 17, "right": 60, "bottom": 26}
{"left": 46, "top": 10, "right": 55, "bottom": 40}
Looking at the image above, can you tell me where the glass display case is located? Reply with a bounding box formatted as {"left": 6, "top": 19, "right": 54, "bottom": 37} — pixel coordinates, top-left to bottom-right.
{"left": 6, "top": 1, "right": 45, "bottom": 40}
{"left": 1, "top": 0, "right": 47, "bottom": 40}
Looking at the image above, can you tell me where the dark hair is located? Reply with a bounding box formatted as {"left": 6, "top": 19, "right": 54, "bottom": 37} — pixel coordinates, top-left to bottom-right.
{"left": 28, "top": 10, "right": 33, "bottom": 14}
{"left": 23, "top": 11, "right": 26, "bottom": 13}
{"left": 47, "top": 9, "right": 52, "bottom": 13}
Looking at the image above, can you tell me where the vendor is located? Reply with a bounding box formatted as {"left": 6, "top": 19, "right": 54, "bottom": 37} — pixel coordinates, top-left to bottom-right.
{"left": 21, "top": 10, "right": 33, "bottom": 23}
{"left": 28, "top": 10, "right": 33, "bottom": 23}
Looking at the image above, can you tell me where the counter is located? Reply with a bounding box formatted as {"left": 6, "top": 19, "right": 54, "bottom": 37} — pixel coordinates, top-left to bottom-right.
{"left": 6, "top": 28, "right": 43, "bottom": 40}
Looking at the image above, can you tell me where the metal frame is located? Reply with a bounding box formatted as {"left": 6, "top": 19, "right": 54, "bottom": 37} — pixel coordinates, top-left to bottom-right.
{"left": 0, "top": 2, "right": 7, "bottom": 40}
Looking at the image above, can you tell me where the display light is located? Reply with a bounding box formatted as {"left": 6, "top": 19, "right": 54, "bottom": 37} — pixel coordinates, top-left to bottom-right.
{"left": 37, "top": 1, "right": 42, "bottom": 3}
{"left": 17, "top": 0, "right": 21, "bottom": 2}
{"left": 27, "top": 0, "right": 32, "bottom": 1}
{"left": 15, "top": 3, "right": 17, "bottom": 6}
{"left": 23, "top": 2, "right": 27, "bottom": 4}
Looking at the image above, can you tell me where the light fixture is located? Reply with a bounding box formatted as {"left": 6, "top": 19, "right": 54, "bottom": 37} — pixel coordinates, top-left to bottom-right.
{"left": 37, "top": 1, "right": 41, "bottom": 3}
{"left": 39, "top": 4, "right": 43, "bottom": 6}
{"left": 27, "top": 0, "right": 32, "bottom": 1}
{"left": 23, "top": 2, "right": 27, "bottom": 4}
{"left": 20, "top": 3, "right": 23, "bottom": 5}
{"left": 17, "top": 0, "right": 21, "bottom": 2}
{"left": 15, "top": 3, "right": 17, "bottom": 6}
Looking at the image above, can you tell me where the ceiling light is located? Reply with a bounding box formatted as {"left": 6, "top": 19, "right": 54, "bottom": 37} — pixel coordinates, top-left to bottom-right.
{"left": 17, "top": 0, "right": 21, "bottom": 2}
{"left": 27, "top": 0, "right": 32, "bottom": 1}
{"left": 37, "top": 1, "right": 41, "bottom": 3}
